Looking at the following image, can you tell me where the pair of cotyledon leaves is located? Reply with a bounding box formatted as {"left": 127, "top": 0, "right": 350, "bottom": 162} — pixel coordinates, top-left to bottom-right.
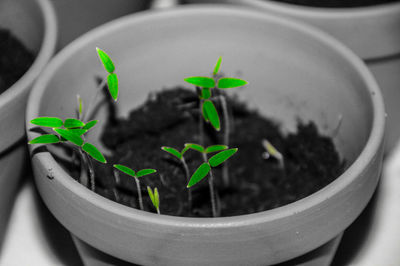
{"left": 113, "top": 164, "right": 157, "bottom": 179}
{"left": 147, "top": 186, "right": 160, "bottom": 210}
{"left": 29, "top": 117, "right": 106, "bottom": 163}
{"left": 162, "top": 143, "right": 237, "bottom": 188}
{"left": 96, "top": 48, "right": 118, "bottom": 101}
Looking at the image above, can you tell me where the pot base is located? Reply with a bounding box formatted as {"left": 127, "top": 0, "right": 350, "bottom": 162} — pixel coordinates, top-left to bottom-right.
{"left": 72, "top": 233, "right": 342, "bottom": 266}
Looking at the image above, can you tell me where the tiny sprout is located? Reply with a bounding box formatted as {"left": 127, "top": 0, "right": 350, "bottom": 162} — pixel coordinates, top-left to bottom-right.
{"left": 262, "top": 139, "right": 284, "bottom": 169}
{"left": 113, "top": 164, "right": 157, "bottom": 211}
{"left": 147, "top": 186, "right": 160, "bottom": 214}
{"left": 77, "top": 94, "right": 83, "bottom": 119}
{"left": 161, "top": 145, "right": 192, "bottom": 211}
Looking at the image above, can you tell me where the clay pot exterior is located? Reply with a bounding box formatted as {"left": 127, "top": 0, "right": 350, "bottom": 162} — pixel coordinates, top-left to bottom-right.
{"left": 0, "top": 0, "right": 57, "bottom": 244}
{"left": 26, "top": 6, "right": 384, "bottom": 266}
{"left": 52, "top": 0, "right": 151, "bottom": 49}
{"left": 182, "top": 0, "right": 400, "bottom": 152}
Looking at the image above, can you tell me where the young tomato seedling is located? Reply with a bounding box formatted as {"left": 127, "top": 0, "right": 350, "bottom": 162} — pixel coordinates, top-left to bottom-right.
{"left": 184, "top": 57, "right": 247, "bottom": 187}
{"left": 185, "top": 143, "right": 236, "bottom": 217}
{"left": 161, "top": 145, "right": 192, "bottom": 211}
{"left": 29, "top": 48, "right": 119, "bottom": 191}
{"left": 113, "top": 164, "right": 157, "bottom": 211}
{"left": 147, "top": 186, "right": 160, "bottom": 214}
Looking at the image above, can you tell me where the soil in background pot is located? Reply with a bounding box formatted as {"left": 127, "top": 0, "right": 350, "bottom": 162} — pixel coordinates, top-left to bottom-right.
{"left": 83, "top": 87, "right": 345, "bottom": 217}
{"left": 0, "top": 28, "right": 35, "bottom": 94}
{"left": 271, "top": 0, "right": 398, "bottom": 7}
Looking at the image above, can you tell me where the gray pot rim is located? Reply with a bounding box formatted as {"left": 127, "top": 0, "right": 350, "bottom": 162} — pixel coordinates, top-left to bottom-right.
{"left": 239, "top": 0, "right": 400, "bottom": 17}
{"left": 26, "top": 5, "right": 385, "bottom": 228}
{"left": 0, "top": 0, "right": 57, "bottom": 111}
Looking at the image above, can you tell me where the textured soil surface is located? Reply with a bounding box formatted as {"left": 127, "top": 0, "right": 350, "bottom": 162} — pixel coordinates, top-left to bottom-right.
{"left": 0, "top": 29, "right": 35, "bottom": 94}
{"left": 271, "top": 0, "right": 398, "bottom": 7}
{"left": 84, "top": 88, "right": 345, "bottom": 217}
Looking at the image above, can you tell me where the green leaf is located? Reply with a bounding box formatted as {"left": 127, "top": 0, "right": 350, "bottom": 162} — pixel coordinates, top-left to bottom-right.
{"left": 181, "top": 145, "right": 190, "bottom": 156}
{"left": 147, "top": 186, "right": 155, "bottom": 205}
{"left": 107, "top": 73, "right": 118, "bottom": 101}
{"left": 208, "top": 148, "right": 238, "bottom": 167}
{"left": 161, "top": 146, "right": 182, "bottom": 159}
{"left": 67, "top": 128, "right": 87, "bottom": 136}
{"left": 200, "top": 87, "right": 211, "bottom": 99}
{"left": 205, "top": 145, "right": 228, "bottom": 154}
{"left": 64, "top": 118, "right": 85, "bottom": 129}
{"left": 213, "top": 56, "right": 222, "bottom": 76}
{"left": 53, "top": 128, "right": 83, "bottom": 146}
{"left": 96, "top": 47, "right": 115, "bottom": 73}
{"left": 82, "top": 120, "right": 98, "bottom": 131}
{"left": 114, "top": 164, "right": 135, "bottom": 177}
{"left": 187, "top": 162, "right": 210, "bottom": 188}
{"left": 184, "top": 76, "right": 215, "bottom": 88}
{"left": 154, "top": 187, "right": 159, "bottom": 209}
{"left": 184, "top": 143, "right": 205, "bottom": 153}
{"left": 82, "top": 142, "right": 106, "bottom": 163}
{"left": 136, "top": 169, "right": 157, "bottom": 178}
{"left": 203, "top": 100, "right": 220, "bottom": 131}
{"left": 29, "top": 134, "right": 60, "bottom": 144}
{"left": 218, "top": 77, "right": 248, "bottom": 89}
{"left": 31, "top": 117, "right": 63, "bottom": 128}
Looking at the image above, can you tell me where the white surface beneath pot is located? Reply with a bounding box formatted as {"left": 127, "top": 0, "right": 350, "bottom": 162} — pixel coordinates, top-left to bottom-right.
{"left": 1, "top": 141, "right": 400, "bottom": 266}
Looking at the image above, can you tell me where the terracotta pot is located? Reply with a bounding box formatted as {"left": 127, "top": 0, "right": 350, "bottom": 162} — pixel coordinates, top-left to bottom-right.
{"left": 182, "top": 0, "right": 400, "bottom": 153}
{"left": 0, "top": 0, "right": 57, "bottom": 246}
{"left": 26, "top": 6, "right": 384, "bottom": 266}
{"left": 52, "top": 0, "right": 152, "bottom": 49}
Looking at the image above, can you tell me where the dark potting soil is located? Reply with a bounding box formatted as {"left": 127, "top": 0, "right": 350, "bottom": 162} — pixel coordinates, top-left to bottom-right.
{"left": 87, "top": 87, "right": 345, "bottom": 217}
{"left": 0, "top": 28, "right": 35, "bottom": 94}
{"left": 271, "top": 0, "right": 398, "bottom": 7}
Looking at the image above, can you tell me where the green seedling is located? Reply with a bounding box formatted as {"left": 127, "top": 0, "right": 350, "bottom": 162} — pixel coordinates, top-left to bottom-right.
{"left": 185, "top": 143, "right": 236, "bottom": 217}
{"left": 29, "top": 116, "right": 105, "bottom": 191}
{"left": 262, "top": 139, "right": 284, "bottom": 169}
{"left": 184, "top": 57, "right": 247, "bottom": 187}
{"left": 29, "top": 47, "right": 118, "bottom": 192}
{"left": 83, "top": 48, "right": 119, "bottom": 121}
{"left": 147, "top": 186, "right": 160, "bottom": 214}
{"left": 161, "top": 145, "right": 192, "bottom": 210}
{"left": 113, "top": 164, "right": 157, "bottom": 211}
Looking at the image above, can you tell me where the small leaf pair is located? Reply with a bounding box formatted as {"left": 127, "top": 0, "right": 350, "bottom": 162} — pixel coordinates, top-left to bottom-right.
{"left": 113, "top": 164, "right": 157, "bottom": 179}
{"left": 185, "top": 76, "right": 247, "bottom": 90}
{"left": 147, "top": 186, "right": 160, "bottom": 214}
{"left": 161, "top": 146, "right": 189, "bottom": 160}
{"left": 96, "top": 48, "right": 118, "bottom": 101}
{"left": 184, "top": 143, "right": 228, "bottom": 154}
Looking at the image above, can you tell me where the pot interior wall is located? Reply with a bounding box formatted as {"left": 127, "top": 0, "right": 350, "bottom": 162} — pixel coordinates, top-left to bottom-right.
{"left": 37, "top": 9, "right": 374, "bottom": 167}
{"left": 0, "top": 0, "right": 44, "bottom": 54}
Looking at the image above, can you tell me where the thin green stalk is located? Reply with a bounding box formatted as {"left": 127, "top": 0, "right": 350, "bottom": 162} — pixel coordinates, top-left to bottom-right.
{"left": 201, "top": 153, "right": 217, "bottom": 217}
{"left": 83, "top": 78, "right": 107, "bottom": 122}
{"left": 181, "top": 157, "right": 192, "bottom": 212}
{"left": 78, "top": 150, "right": 89, "bottom": 188}
{"left": 199, "top": 100, "right": 204, "bottom": 146}
{"left": 85, "top": 152, "right": 95, "bottom": 191}
{"left": 112, "top": 169, "right": 120, "bottom": 202}
{"left": 219, "top": 95, "right": 230, "bottom": 187}
{"left": 134, "top": 177, "right": 144, "bottom": 210}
